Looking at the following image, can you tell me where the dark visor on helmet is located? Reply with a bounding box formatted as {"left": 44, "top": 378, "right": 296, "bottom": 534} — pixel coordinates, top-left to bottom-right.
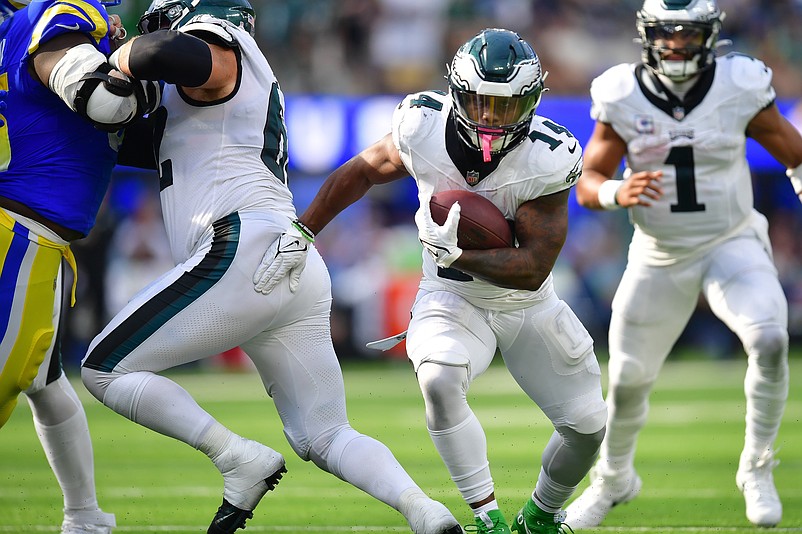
{"left": 644, "top": 23, "right": 707, "bottom": 43}
{"left": 452, "top": 91, "right": 539, "bottom": 128}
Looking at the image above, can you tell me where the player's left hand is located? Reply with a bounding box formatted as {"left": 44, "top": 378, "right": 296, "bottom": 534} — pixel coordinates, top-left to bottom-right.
{"left": 108, "top": 14, "right": 128, "bottom": 53}
{"left": 253, "top": 225, "right": 311, "bottom": 295}
{"left": 416, "top": 199, "right": 462, "bottom": 268}
{"left": 108, "top": 14, "right": 127, "bottom": 42}
{"left": 618, "top": 170, "right": 663, "bottom": 207}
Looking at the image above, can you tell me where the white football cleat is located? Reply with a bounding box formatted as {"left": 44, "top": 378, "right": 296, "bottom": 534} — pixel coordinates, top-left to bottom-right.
{"left": 399, "top": 488, "right": 463, "bottom": 534}
{"left": 736, "top": 450, "right": 782, "bottom": 527}
{"left": 565, "top": 465, "right": 642, "bottom": 528}
{"left": 61, "top": 508, "right": 116, "bottom": 534}
{"left": 215, "top": 437, "right": 286, "bottom": 511}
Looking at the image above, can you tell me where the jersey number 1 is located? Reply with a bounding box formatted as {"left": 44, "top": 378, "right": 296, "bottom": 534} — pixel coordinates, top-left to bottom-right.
{"left": 666, "top": 146, "right": 705, "bottom": 212}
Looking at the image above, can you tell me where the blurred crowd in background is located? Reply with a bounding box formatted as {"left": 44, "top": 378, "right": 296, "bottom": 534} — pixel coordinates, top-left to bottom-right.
{"left": 61, "top": 0, "right": 802, "bottom": 367}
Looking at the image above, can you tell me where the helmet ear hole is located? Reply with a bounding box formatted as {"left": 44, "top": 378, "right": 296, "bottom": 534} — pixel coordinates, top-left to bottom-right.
{"left": 447, "top": 28, "right": 545, "bottom": 158}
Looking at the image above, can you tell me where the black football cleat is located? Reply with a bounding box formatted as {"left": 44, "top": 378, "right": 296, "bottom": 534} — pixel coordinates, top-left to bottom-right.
{"left": 207, "top": 440, "right": 287, "bottom": 534}
{"left": 207, "top": 500, "right": 254, "bottom": 534}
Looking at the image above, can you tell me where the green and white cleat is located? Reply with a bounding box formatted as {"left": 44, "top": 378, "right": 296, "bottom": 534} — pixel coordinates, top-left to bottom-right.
{"left": 511, "top": 499, "right": 573, "bottom": 534}
{"left": 468, "top": 509, "right": 511, "bottom": 534}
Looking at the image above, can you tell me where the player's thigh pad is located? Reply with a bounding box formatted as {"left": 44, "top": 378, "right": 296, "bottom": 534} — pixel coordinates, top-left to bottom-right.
{"left": 407, "top": 290, "right": 496, "bottom": 377}
{"left": 24, "top": 272, "right": 63, "bottom": 397}
{"left": 501, "top": 295, "right": 605, "bottom": 434}
{"left": 704, "top": 236, "right": 788, "bottom": 334}
{"left": 0, "top": 222, "right": 62, "bottom": 422}
{"left": 608, "top": 259, "right": 701, "bottom": 385}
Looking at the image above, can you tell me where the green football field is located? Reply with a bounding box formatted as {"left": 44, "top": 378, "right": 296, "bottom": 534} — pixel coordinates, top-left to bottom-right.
{"left": 1, "top": 357, "right": 800, "bottom": 533}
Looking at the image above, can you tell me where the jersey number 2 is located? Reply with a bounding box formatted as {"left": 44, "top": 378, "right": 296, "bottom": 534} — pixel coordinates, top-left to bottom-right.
{"left": 666, "top": 146, "right": 705, "bottom": 212}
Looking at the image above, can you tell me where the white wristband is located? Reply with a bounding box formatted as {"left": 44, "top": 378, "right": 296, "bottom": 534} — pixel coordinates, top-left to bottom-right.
{"left": 108, "top": 47, "right": 123, "bottom": 71}
{"left": 787, "top": 164, "right": 802, "bottom": 196}
{"left": 597, "top": 180, "right": 623, "bottom": 210}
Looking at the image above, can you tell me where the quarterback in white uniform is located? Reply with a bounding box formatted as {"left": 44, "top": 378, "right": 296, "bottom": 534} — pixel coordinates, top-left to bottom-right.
{"left": 272, "top": 29, "right": 607, "bottom": 534}
{"left": 567, "top": 0, "right": 802, "bottom": 529}
{"left": 79, "top": 1, "right": 464, "bottom": 533}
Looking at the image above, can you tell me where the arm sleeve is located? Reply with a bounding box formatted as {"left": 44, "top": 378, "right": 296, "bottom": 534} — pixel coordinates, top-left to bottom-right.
{"left": 127, "top": 31, "right": 213, "bottom": 87}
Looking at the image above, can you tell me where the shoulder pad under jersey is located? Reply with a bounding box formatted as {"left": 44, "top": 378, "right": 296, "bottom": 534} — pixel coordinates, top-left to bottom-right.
{"left": 720, "top": 53, "right": 774, "bottom": 93}
{"left": 392, "top": 90, "right": 448, "bottom": 153}
{"left": 179, "top": 15, "right": 238, "bottom": 46}
{"left": 527, "top": 116, "right": 584, "bottom": 190}
{"left": 27, "top": 0, "right": 111, "bottom": 55}
{"left": 590, "top": 63, "right": 638, "bottom": 104}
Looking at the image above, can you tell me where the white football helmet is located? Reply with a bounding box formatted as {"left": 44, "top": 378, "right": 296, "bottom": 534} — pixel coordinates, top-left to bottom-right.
{"left": 138, "top": 0, "right": 255, "bottom": 36}
{"left": 637, "top": 0, "right": 724, "bottom": 81}
{"left": 447, "top": 28, "right": 546, "bottom": 162}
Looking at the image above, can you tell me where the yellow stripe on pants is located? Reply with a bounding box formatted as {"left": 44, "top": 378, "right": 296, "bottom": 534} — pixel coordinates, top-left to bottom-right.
{"left": 0, "top": 216, "right": 62, "bottom": 428}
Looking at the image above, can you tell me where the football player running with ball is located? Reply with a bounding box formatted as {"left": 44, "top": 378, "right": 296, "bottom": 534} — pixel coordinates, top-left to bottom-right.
{"left": 565, "top": 0, "right": 802, "bottom": 529}
{"left": 79, "top": 0, "right": 463, "bottom": 533}
{"left": 261, "top": 28, "right": 608, "bottom": 534}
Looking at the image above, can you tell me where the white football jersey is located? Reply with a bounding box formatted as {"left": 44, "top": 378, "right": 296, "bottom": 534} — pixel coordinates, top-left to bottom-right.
{"left": 591, "top": 53, "right": 776, "bottom": 265}
{"left": 155, "top": 21, "right": 296, "bottom": 263}
{"left": 392, "top": 90, "right": 583, "bottom": 311}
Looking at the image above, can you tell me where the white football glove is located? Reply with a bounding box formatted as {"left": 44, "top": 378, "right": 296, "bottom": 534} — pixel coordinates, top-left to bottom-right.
{"left": 415, "top": 199, "right": 462, "bottom": 268}
{"left": 253, "top": 222, "right": 313, "bottom": 295}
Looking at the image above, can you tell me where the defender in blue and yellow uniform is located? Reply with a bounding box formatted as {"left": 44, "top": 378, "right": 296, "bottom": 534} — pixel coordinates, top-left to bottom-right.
{"left": 0, "top": 0, "right": 130, "bottom": 530}
{"left": 0, "top": 0, "right": 117, "bottom": 429}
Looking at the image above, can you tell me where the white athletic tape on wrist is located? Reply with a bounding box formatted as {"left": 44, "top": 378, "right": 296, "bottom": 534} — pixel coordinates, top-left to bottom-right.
{"left": 48, "top": 43, "right": 108, "bottom": 111}
{"left": 108, "top": 47, "right": 123, "bottom": 71}
{"left": 787, "top": 164, "right": 802, "bottom": 196}
{"left": 597, "top": 179, "right": 623, "bottom": 210}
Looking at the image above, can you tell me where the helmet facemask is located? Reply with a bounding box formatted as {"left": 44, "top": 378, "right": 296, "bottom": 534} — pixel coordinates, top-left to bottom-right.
{"left": 138, "top": 0, "right": 255, "bottom": 36}
{"left": 448, "top": 28, "right": 546, "bottom": 162}
{"left": 138, "top": 0, "right": 189, "bottom": 34}
{"left": 637, "top": 0, "right": 723, "bottom": 82}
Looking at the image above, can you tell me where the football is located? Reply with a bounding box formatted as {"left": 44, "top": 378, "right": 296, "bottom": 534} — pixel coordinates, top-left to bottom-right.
{"left": 430, "top": 190, "right": 513, "bottom": 250}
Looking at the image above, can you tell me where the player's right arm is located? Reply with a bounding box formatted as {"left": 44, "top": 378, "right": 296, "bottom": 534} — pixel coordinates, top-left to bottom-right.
{"left": 574, "top": 120, "right": 663, "bottom": 210}
{"left": 300, "top": 133, "right": 410, "bottom": 235}
{"left": 745, "top": 102, "right": 802, "bottom": 202}
{"left": 29, "top": 32, "right": 157, "bottom": 130}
